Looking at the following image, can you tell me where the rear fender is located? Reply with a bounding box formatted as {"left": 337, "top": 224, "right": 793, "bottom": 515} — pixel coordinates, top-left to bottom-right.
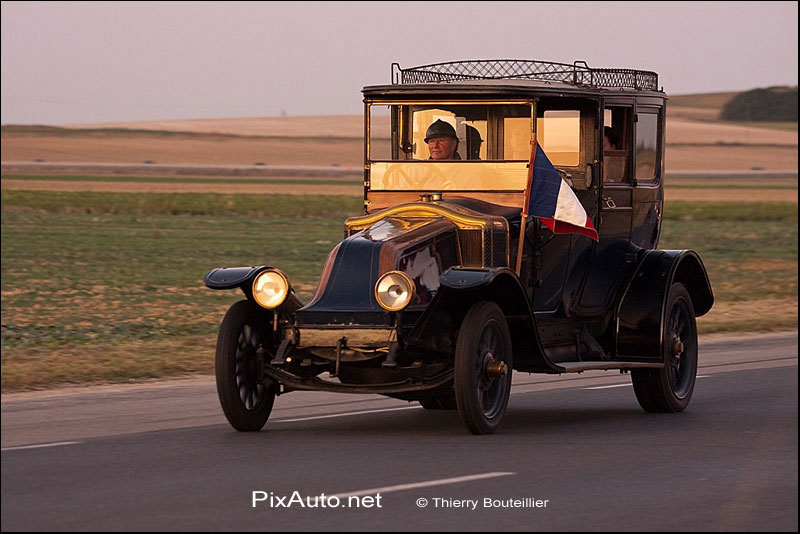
{"left": 617, "top": 250, "right": 713, "bottom": 358}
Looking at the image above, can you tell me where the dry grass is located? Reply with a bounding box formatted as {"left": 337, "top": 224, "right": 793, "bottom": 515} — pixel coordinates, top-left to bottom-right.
{"left": 668, "top": 91, "right": 739, "bottom": 109}
{"left": 665, "top": 119, "right": 797, "bottom": 146}
{"left": 697, "top": 298, "right": 798, "bottom": 334}
{"left": 69, "top": 112, "right": 796, "bottom": 145}
{"left": 68, "top": 114, "right": 388, "bottom": 138}
{"left": 2, "top": 178, "right": 794, "bottom": 202}
{"left": 2, "top": 130, "right": 796, "bottom": 173}
{"left": 666, "top": 107, "right": 721, "bottom": 122}
{"left": 0, "top": 134, "right": 363, "bottom": 167}
{"left": 665, "top": 144, "right": 797, "bottom": 172}
{"left": 61, "top": 114, "right": 800, "bottom": 145}
{"left": 2, "top": 111, "right": 796, "bottom": 172}
{"left": 0, "top": 178, "right": 363, "bottom": 195}
{"left": 664, "top": 188, "right": 797, "bottom": 203}
{"left": 1, "top": 336, "right": 216, "bottom": 390}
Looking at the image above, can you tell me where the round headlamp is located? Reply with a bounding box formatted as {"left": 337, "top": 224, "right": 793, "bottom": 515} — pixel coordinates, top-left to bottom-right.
{"left": 252, "top": 269, "right": 290, "bottom": 309}
{"left": 374, "top": 271, "right": 415, "bottom": 312}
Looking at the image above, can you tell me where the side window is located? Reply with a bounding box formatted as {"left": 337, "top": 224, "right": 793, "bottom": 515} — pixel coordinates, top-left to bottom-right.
{"left": 603, "top": 107, "right": 632, "bottom": 184}
{"left": 369, "top": 105, "right": 393, "bottom": 160}
{"left": 635, "top": 111, "right": 660, "bottom": 181}
{"left": 537, "top": 110, "right": 580, "bottom": 166}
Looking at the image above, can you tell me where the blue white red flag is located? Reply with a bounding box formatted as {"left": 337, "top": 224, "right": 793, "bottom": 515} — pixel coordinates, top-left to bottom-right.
{"left": 524, "top": 141, "right": 598, "bottom": 241}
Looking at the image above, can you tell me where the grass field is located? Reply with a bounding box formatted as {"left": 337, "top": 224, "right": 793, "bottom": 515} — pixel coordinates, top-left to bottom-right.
{"left": 1, "top": 189, "right": 796, "bottom": 390}
{"left": 1, "top": 192, "right": 360, "bottom": 389}
{"left": 2, "top": 173, "right": 795, "bottom": 202}
{"left": 1, "top": 98, "right": 797, "bottom": 389}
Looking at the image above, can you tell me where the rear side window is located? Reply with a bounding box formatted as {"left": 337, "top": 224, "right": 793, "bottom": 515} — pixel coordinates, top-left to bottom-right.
{"left": 635, "top": 111, "right": 660, "bottom": 181}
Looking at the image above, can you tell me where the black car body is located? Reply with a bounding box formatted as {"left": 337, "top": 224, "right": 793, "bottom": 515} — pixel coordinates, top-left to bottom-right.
{"left": 205, "top": 60, "right": 713, "bottom": 434}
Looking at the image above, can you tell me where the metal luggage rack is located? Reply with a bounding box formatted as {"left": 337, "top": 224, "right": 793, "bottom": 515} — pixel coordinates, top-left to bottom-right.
{"left": 391, "top": 59, "right": 659, "bottom": 91}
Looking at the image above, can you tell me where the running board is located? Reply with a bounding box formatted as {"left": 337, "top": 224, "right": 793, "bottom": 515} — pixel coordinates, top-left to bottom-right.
{"left": 554, "top": 361, "right": 663, "bottom": 373}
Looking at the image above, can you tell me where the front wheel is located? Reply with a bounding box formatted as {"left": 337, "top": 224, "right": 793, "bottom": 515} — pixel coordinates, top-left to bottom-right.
{"left": 631, "top": 283, "right": 698, "bottom": 412}
{"left": 215, "top": 300, "right": 277, "bottom": 431}
{"left": 454, "top": 301, "right": 513, "bottom": 434}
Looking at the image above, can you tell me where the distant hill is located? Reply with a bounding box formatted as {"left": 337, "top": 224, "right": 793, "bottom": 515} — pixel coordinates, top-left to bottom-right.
{"left": 668, "top": 90, "right": 797, "bottom": 130}
{"left": 720, "top": 87, "right": 798, "bottom": 122}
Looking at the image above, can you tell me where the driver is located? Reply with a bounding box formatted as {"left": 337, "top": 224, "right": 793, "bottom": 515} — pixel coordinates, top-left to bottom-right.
{"left": 424, "top": 120, "right": 461, "bottom": 160}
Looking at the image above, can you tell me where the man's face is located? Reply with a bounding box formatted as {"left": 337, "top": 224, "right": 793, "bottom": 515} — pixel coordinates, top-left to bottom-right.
{"left": 427, "top": 136, "right": 457, "bottom": 160}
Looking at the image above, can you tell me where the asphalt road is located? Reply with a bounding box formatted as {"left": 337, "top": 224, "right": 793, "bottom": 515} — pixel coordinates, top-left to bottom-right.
{"left": 2, "top": 332, "right": 797, "bottom": 532}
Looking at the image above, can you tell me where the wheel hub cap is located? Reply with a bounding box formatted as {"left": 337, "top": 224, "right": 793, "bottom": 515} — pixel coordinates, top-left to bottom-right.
{"left": 672, "top": 336, "right": 684, "bottom": 359}
{"left": 483, "top": 352, "right": 508, "bottom": 379}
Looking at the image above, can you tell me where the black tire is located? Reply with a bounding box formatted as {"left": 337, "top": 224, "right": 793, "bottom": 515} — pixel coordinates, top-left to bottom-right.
{"left": 631, "top": 283, "right": 698, "bottom": 412}
{"left": 215, "top": 300, "right": 277, "bottom": 431}
{"left": 419, "top": 391, "right": 458, "bottom": 410}
{"left": 454, "top": 301, "right": 513, "bottom": 434}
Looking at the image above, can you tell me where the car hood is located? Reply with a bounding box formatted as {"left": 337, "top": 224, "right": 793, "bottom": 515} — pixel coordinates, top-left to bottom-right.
{"left": 296, "top": 200, "right": 510, "bottom": 326}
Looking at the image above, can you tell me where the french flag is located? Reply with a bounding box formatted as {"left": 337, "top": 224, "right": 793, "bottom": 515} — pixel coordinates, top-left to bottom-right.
{"left": 525, "top": 141, "right": 598, "bottom": 241}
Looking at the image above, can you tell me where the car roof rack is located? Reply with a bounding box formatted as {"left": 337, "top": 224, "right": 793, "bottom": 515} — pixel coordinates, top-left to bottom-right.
{"left": 391, "top": 59, "right": 658, "bottom": 91}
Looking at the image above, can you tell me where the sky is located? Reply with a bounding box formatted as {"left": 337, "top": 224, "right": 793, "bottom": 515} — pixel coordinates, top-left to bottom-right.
{"left": 1, "top": 1, "right": 797, "bottom": 125}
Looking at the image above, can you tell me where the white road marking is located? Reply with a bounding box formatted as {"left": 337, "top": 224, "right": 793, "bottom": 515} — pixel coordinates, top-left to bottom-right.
{"left": 584, "top": 374, "right": 710, "bottom": 390}
{"left": 328, "top": 472, "right": 516, "bottom": 498}
{"left": 585, "top": 383, "right": 633, "bottom": 390}
{"left": 274, "top": 405, "right": 422, "bottom": 423}
{"left": 1, "top": 441, "right": 81, "bottom": 452}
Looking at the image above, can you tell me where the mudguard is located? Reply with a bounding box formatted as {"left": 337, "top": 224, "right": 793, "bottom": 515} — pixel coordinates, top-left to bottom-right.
{"left": 408, "top": 267, "right": 558, "bottom": 372}
{"left": 203, "top": 265, "right": 303, "bottom": 313}
{"left": 617, "top": 250, "right": 713, "bottom": 359}
{"left": 204, "top": 265, "right": 271, "bottom": 291}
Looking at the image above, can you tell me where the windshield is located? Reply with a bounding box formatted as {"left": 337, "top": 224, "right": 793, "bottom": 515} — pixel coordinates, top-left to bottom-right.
{"left": 368, "top": 103, "right": 533, "bottom": 192}
{"left": 369, "top": 103, "right": 533, "bottom": 162}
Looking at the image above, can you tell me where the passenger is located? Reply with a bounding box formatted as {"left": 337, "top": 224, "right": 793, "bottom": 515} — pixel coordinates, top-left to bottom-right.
{"left": 465, "top": 124, "right": 483, "bottom": 160}
{"left": 604, "top": 126, "right": 619, "bottom": 151}
{"left": 425, "top": 119, "right": 462, "bottom": 160}
{"left": 603, "top": 126, "right": 623, "bottom": 182}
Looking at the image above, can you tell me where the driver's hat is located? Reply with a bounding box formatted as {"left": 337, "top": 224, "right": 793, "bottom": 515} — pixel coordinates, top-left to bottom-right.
{"left": 424, "top": 119, "right": 458, "bottom": 143}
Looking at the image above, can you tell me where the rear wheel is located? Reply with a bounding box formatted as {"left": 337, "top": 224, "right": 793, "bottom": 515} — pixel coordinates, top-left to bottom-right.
{"left": 631, "top": 283, "right": 698, "bottom": 412}
{"left": 216, "top": 300, "right": 277, "bottom": 431}
{"left": 454, "top": 301, "right": 513, "bottom": 434}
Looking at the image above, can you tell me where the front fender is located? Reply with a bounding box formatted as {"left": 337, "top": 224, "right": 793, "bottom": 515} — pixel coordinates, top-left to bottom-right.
{"left": 408, "top": 267, "right": 558, "bottom": 372}
{"left": 204, "top": 265, "right": 303, "bottom": 313}
{"left": 204, "top": 265, "right": 270, "bottom": 291}
{"left": 617, "top": 250, "right": 713, "bottom": 359}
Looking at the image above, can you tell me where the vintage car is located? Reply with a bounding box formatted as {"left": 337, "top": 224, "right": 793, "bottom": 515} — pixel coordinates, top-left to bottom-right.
{"left": 204, "top": 60, "right": 713, "bottom": 434}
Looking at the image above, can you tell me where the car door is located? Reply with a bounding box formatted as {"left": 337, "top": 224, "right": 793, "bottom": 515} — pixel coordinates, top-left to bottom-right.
{"left": 576, "top": 104, "right": 635, "bottom": 315}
